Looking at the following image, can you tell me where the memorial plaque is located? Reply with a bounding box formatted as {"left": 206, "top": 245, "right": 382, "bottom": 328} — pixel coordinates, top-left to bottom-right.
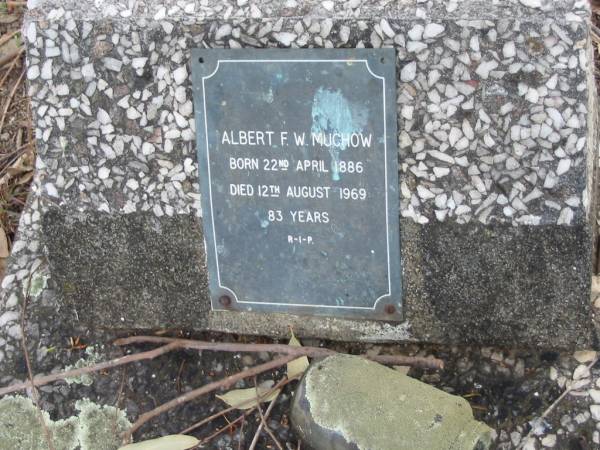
{"left": 192, "top": 48, "right": 401, "bottom": 321}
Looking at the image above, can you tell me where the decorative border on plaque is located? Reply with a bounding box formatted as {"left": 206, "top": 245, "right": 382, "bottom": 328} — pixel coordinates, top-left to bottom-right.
{"left": 192, "top": 49, "right": 401, "bottom": 321}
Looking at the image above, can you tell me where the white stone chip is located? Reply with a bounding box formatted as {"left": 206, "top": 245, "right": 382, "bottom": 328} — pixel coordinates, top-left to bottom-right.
{"left": 26, "top": 22, "right": 36, "bottom": 44}
{"left": 556, "top": 158, "right": 571, "bottom": 175}
{"left": 502, "top": 41, "right": 516, "bottom": 58}
{"left": 448, "top": 127, "right": 462, "bottom": 147}
{"left": 519, "top": 0, "right": 542, "bottom": 8}
{"left": 525, "top": 88, "right": 539, "bottom": 104}
{"left": 400, "top": 61, "right": 417, "bottom": 82}
{"left": 567, "top": 115, "right": 581, "bottom": 129}
{"left": 433, "top": 167, "right": 450, "bottom": 177}
{"left": 27, "top": 65, "right": 40, "bottom": 80}
{"left": 590, "top": 390, "right": 600, "bottom": 404}
{"left": 173, "top": 66, "right": 188, "bottom": 85}
{"left": 96, "top": 109, "right": 110, "bottom": 125}
{"left": 98, "top": 167, "right": 111, "bottom": 179}
{"left": 40, "top": 60, "right": 52, "bottom": 80}
{"left": 591, "top": 405, "right": 600, "bottom": 421}
{"left": 557, "top": 207, "right": 574, "bottom": 226}
{"left": 273, "top": 32, "right": 297, "bottom": 46}
{"left": 45, "top": 183, "right": 58, "bottom": 197}
{"left": 321, "top": 0, "right": 334, "bottom": 11}
{"left": 142, "top": 142, "right": 155, "bottom": 155}
{"left": 81, "top": 63, "right": 95, "bottom": 78}
{"left": 417, "top": 185, "right": 435, "bottom": 200}
{"left": 475, "top": 60, "right": 498, "bottom": 79}
{"left": 380, "top": 19, "right": 395, "bottom": 38}
{"left": 154, "top": 6, "right": 166, "bottom": 20}
{"left": 423, "top": 23, "right": 445, "bottom": 40}
{"left": 126, "top": 178, "right": 139, "bottom": 190}
{"left": 103, "top": 57, "right": 122, "bottom": 72}
{"left": 215, "top": 24, "right": 232, "bottom": 40}
{"left": 408, "top": 24, "right": 424, "bottom": 41}
{"left": 126, "top": 107, "right": 142, "bottom": 120}
{"left": 132, "top": 57, "right": 148, "bottom": 69}
{"left": 250, "top": 4, "right": 262, "bottom": 18}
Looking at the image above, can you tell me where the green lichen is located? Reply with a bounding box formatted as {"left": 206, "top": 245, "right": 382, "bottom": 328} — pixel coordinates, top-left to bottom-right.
{"left": 0, "top": 396, "right": 131, "bottom": 450}
{"left": 27, "top": 272, "right": 49, "bottom": 298}
{"left": 0, "top": 396, "right": 78, "bottom": 450}
{"left": 65, "top": 345, "right": 104, "bottom": 386}
{"left": 76, "top": 399, "right": 131, "bottom": 450}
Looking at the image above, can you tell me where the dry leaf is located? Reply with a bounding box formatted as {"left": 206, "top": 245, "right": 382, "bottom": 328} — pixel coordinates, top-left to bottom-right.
{"left": 0, "top": 227, "right": 9, "bottom": 258}
{"left": 216, "top": 383, "right": 280, "bottom": 410}
{"left": 287, "top": 329, "right": 309, "bottom": 379}
{"left": 118, "top": 435, "right": 199, "bottom": 450}
{"left": 16, "top": 171, "right": 33, "bottom": 185}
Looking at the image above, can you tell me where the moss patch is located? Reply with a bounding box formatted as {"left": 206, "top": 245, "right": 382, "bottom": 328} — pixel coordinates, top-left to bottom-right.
{"left": 0, "top": 396, "right": 130, "bottom": 450}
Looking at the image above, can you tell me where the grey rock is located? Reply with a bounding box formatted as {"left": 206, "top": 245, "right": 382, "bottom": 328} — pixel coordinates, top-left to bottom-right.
{"left": 291, "top": 354, "right": 493, "bottom": 450}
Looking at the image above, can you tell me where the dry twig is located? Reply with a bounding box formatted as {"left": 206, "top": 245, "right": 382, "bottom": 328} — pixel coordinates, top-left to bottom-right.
{"left": 0, "top": 67, "right": 25, "bottom": 136}
{"left": 20, "top": 277, "right": 56, "bottom": 450}
{"left": 0, "top": 342, "right": 181, "bottom": 396}
{"left": 0, "top": 31, "right": 19, "bottom": 48}
{"left": 0, "top": 49, "right": 24, "bottom": 88}
{"left": 194, "top": 414, "right": 246, "bottom": 447}
{"left": 518, "top": 355, "right": 600, "bottom": 449}
{"left": 114, "top": 335, "right": 445, "bottom": 370}
{"left": 237, "top": 414, "right": 246, "bottom": 450}
{"left": 254, "top": 400, "right": 283, "bottom": 450}
{"left": 249, "top": 379, "right": 283, "bottom": 450}
{"left": 0, "top": 47, "right": 24, "bottom": 69}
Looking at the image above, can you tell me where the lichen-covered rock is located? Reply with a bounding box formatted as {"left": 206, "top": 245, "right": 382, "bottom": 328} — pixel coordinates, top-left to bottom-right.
{"left": 291, "top": 355, "right": 494, "bottom": 450}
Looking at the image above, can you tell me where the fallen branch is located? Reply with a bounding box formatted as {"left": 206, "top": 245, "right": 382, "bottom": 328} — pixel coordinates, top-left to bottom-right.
{"left": 122, "top": 355, "right": 297, "bottom": 442}
{"left": 254, "top": 399, "right": 283, "bottom": 450}
{"left": 0, "top": 342, "right": 181, "bottom": 396}
{"left": 114, "top": 335, "right": 444, "bottom": 370}
{"left": 249, "top": 380, "right": 283, "bottom": 450}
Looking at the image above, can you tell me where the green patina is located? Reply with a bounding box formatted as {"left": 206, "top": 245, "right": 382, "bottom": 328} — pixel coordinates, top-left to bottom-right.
{"left": 310, "top": 87, "right": 365, "bottom": 181}
{"left": 0, "top": 396, "right": 130, "bottom": 450}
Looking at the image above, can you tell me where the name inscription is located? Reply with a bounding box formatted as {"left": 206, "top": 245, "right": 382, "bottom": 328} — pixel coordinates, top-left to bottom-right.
{"left": 192, "top": 48, "right": 402, "bottom": 321}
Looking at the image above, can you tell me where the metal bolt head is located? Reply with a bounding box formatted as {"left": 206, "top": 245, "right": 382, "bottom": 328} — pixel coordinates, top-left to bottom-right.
{"left": 384, "top": 304, "right": 396, "bottom": 315}
{"left": 219, "top": 295, "right": 232, "bottom": 307}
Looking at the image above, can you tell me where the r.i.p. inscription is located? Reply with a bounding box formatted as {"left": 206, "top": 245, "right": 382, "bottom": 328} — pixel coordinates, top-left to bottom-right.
{"left": 192, "top": 49, "right": 401, "bottom": 321}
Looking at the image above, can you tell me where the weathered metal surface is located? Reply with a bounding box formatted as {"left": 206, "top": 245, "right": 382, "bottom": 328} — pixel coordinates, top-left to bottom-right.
{"left": 192, "top": 48, "right": 401, "bottom": 321}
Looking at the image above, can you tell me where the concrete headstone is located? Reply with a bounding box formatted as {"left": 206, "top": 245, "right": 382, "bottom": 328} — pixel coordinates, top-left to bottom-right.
{"left": 1, "top": 0, "right": 598, "bottom": 348}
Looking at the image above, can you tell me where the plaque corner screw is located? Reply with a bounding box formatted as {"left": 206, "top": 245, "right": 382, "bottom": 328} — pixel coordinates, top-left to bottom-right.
{"left": 384, "top": 304, "right": 396, "bottom": 315}
{"left": 219, "top": 295, "right": 232, "bottom": 307}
